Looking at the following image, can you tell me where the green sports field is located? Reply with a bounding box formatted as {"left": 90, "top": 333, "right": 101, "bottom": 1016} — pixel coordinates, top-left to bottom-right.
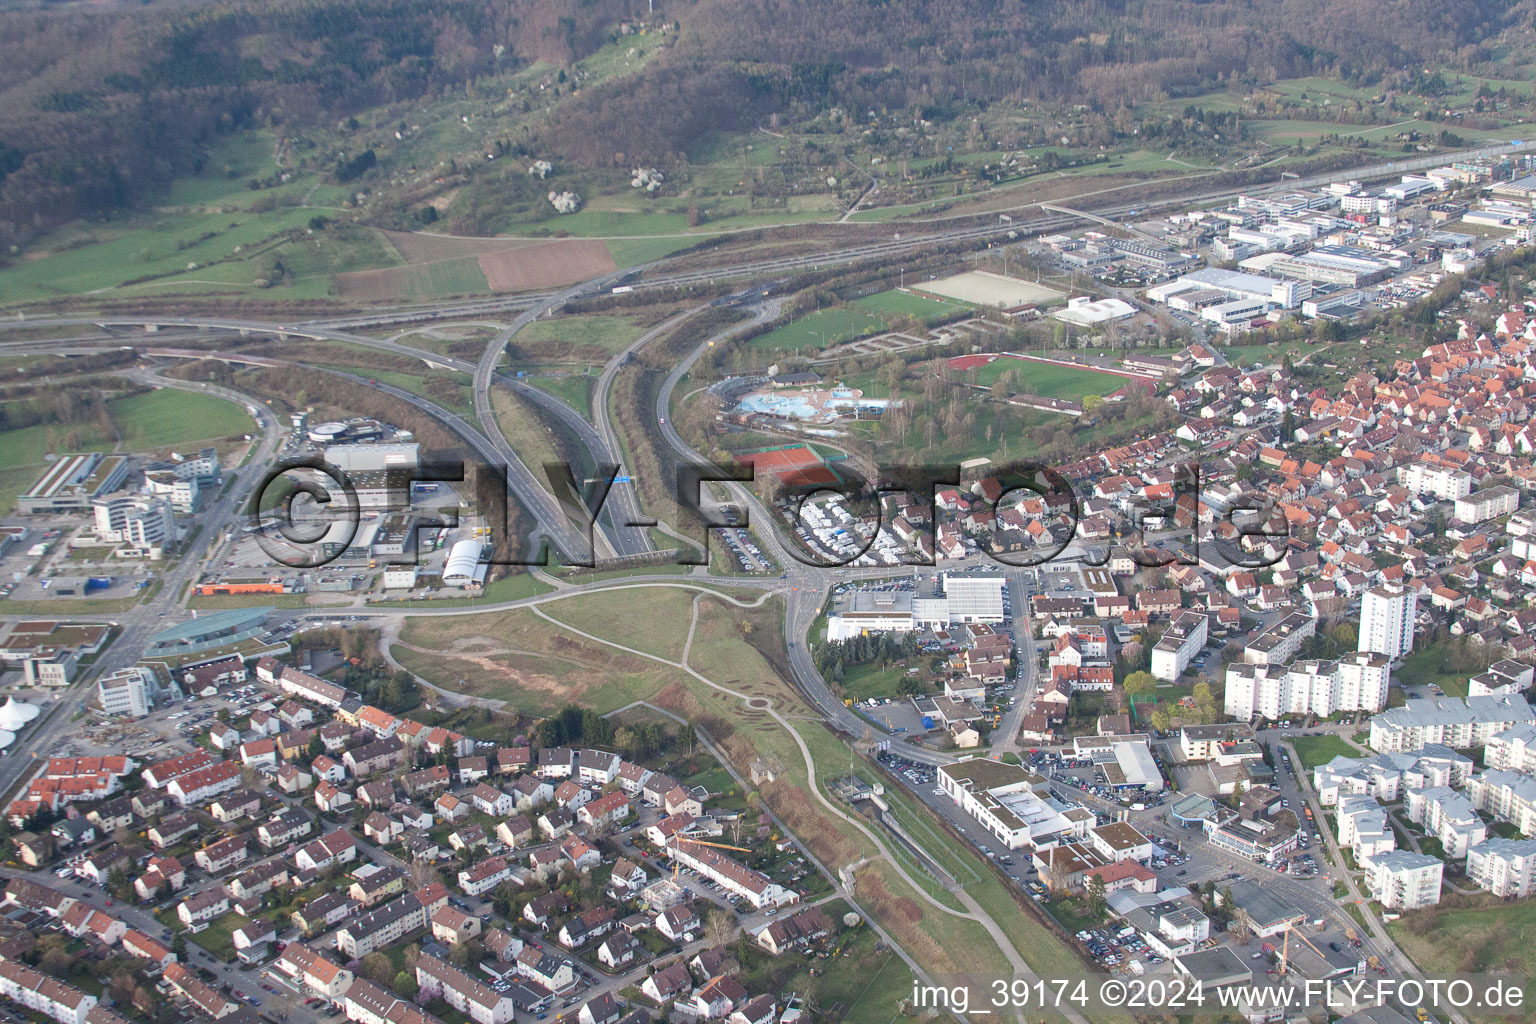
{"left": 749, "top": 289, "right": 967, "bottom": 350}
{"left": 973, "top": 357, "right": 1130, "bottom": 401}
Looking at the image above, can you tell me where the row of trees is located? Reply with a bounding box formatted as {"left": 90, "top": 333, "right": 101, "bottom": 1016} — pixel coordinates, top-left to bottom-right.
{"left": 536, "top": 703, "right": 674, "bottom": 760}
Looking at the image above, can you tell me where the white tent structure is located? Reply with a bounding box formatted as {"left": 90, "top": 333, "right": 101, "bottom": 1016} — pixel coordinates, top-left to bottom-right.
{"left": 442, "top": 540, "right": 488, "bottom": 589}
{"left": 0, "top": 697, "right": 40, "bottom": 732}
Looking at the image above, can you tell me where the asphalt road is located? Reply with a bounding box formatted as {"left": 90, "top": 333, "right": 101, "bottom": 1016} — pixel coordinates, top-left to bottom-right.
{"left": 0, "top": 370, "right": 285, "bottom": 800}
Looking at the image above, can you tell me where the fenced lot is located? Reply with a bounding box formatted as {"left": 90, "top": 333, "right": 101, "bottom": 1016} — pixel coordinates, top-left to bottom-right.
{"left": 916, "top": 270, "right": 1065, "bottom": 308}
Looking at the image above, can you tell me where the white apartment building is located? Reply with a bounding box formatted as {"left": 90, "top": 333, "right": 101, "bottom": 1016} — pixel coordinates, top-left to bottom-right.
{"left": 1468, "top": 769, "right": 1536, "bottom": 837}
{"left": 1152, "top": 610, "right": 1207, "bottom": 682}
{"left": 1359, "top": 585, "right": 1416, "bottom": 659}
{"left": 1469, "top": 661, "right": 1535, "bottom": 698}
{"left": 1466, "top": 837, "right": 1536, "bottom": 898}
{"left": 1336, "top": 795, "right": 1395, "bottom": 859}
{"left": 0, "top": 961, "right": 96, "bottom": 1024}
{"left": 1455, "top": 485, "right": 1520, "bottom": 524}
{"left": 1398, "top": 461, "right": 1473, "bottom": 501}
{"left": 1404, "top": 787, "right": 1487, "bottom": 858}
{"left": 98, "top": 667, "right": 159, "bottom": 717}
{"left": 1311, "top": 747, "right": 1472, "bottom": 806}
{"left": 1240, "top": 613, "right": 1316, "bottom": 667}
{"left": 1370, "top": 696, "right": 1536, "bottom": 753}
{"left": 335, "top": 894, "right": 428, "bottom": 958}
{"left": 415, "top": 956, "right": 515, "bottom": 1024}
{"left": 1485, "top": 724, "right": 1536, "bottom": 774}
{"left": 1361, "top": 850, "right": 1443, "bottom": 910}
{"left": 666, "top": 841, "right": 797, "bottom": 909}
{"left": 1224, "top": 652, "right": 1390, "bottom": 720}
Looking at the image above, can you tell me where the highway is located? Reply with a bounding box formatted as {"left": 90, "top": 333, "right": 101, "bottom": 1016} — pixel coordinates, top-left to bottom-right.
{"left": 470, "top": 270, "right": 649, "bottom": 562}
{"left": 0, "top": 316, "right": 613, "bottom": 563}
{"left": 0, "top": 138, "right": 1511, "bottom": 1024}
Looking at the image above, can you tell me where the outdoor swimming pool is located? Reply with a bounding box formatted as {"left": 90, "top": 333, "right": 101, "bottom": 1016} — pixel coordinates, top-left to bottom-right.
{"left": 738, "top": 393, "right": 817, "bottom": 418}
{"left": 734, "top": 387, "right": 893, "bottom": 422}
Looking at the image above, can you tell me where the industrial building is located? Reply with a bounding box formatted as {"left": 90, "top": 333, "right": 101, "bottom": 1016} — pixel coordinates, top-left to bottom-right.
{"left": 1050, "top": 296, "right": 1136, "bottom": 327}
{"left": 825, "top": 573, "right": 1005, "bottom": 640}
{"left": 1147, "top": 268, "right": 1307, "bottom": 310}
{"left": 144, "top": 607, "right": 272, "bottom": 660}
{"left": 17, "top": 453, "right": 130, "bottom": 515}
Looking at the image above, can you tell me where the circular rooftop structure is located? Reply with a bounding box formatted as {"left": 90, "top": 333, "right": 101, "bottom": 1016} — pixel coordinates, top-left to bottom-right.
{"left": 307, "top": 421, "right": 349, "bottom": 443}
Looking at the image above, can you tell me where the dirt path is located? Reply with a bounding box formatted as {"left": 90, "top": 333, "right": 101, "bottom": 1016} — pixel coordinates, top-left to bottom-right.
{"left": 532, "top": 588, "right": 1063, "bottom": 1023}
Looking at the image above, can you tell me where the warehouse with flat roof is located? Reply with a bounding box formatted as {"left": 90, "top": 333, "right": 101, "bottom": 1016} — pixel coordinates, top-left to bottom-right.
{"left": 145, "top": 607, "right": 272, "bottom": 658}
{"left": 17, "top": 453, "right": 130, "bottom": 515}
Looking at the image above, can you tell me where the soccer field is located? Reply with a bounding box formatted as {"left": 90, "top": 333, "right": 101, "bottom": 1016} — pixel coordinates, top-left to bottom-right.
{"left": 974, "top": 357, "right": 1127, "bottom": 401}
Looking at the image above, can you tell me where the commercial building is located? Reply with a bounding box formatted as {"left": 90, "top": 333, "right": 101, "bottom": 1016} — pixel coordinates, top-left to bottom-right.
{"left": 1361, "top": 850, "right": 1443, "bottom": 910}
{"left": 1359, "top": 585, "right": 1416, "bottom": 659}
{"left": 97, "top": 667, "right": 165, "bottom": 717}
{"left": 89, "top": 494, "right": 175, "bottom": 555}
{"left": 826, "top": 573, "right": 1002, "bottom": 640}
{"left": 1263, "top": 246, "right": 1392, "bottom": 287}
{"left": 1051, "top": 296, "right": 1136, "bottom": 326}
{"left": 442, "top": 540, "right": 488, "bottom": 589}
{"left": 1147, "top": 268, "right": 1306, "bottom": 309}
{"left": 323, "top": 443, "right": 420, "bottom": 474}
{"left": 1203, "top": 817, "right": 1297, "bottom": 864}
{"left": 936, "top": 758, "right": 1080, "bottom": 850}
{"left": 1152, "top": 610, "right": 1206, "bottom": 681}
{"left": 940, "top": 573, "right": 1007, "bottom": 622}
{"left": 17, "top": 453, "right": 129, "bottom": 515}
{"left": 827, "top": 591, "right": 918, "bottom": 640}
{"left": 144, "top": 607, "right": 272, "bottom": 660}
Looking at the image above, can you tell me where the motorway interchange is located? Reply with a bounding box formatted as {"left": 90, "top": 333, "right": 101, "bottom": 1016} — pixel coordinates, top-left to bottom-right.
{"left": 0, "top": 140, "right": 1515, "bottom": 1024}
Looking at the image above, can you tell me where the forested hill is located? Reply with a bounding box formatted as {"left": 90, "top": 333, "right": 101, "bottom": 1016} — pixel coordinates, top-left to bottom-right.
{"left": 0, "top": 0, "right": 1524, "bottom": 251}
{"left": 546, "top": 0, "right": 1516, "bottom": 163}
{"left": 0, "top": 0, "right": 629, "bottom": 249}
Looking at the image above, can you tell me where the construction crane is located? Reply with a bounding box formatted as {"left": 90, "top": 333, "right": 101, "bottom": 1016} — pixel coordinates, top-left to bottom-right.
{"left": 670, "top": 835, "right": 750, "bottom": 880}
{"left": 1277, "top": 920, "right": 1329, "bottom": 977}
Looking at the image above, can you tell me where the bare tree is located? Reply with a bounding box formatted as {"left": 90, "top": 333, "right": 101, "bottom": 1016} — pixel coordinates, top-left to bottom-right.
{"left": 705, "top": 909, "right": 735, "bottom": 949}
